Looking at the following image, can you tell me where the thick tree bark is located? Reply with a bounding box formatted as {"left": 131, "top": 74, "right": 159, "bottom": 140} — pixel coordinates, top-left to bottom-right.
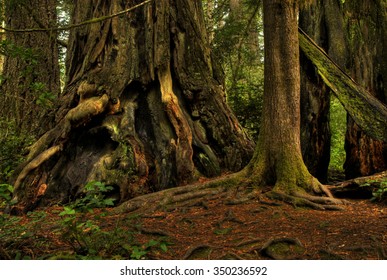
{"left": 0, "top": 0, "right": 60, "bottom": 136}
{"left": 11, "top": 0, "right": 254, "bottom": 212}
{"left": 251, "top": 0, "right": 306, "bottom": 190}
{"left": 343, "top": 0, "right": 387, "bottom": 179}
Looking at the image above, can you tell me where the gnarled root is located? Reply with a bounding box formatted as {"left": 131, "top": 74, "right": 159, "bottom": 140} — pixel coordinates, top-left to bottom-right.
{"left": 266, "top": 189, "right": 347, "bottom": 211}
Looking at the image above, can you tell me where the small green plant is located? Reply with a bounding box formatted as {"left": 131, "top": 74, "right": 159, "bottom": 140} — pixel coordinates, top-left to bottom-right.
{"left": 123, "top": 239, "right": 169, "bottom": 260}
{"left": 370, "top": 181, "right": 387, "bottom": 202}
{"left": 70, "top": 181, "right": 115, "bottom": 212}
{"left": 0, "top": 209, "right": 54, "bottom": 259}
{"left": 55, "top": 181, "right": 170, "bottom": 259}
{"left": 0, "top": 214, "right": 29, "bottom": 259}
{"left": 57, "top": 181, "right": 115, "bottom": 256}
{"left": 0, "top": 183, "right": 14, "bottom": 204}
{"left": 30, "top": 82, "right": 56, "bottom": 108}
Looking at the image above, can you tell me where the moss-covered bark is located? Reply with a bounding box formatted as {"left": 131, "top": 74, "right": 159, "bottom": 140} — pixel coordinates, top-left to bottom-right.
{"left": 299, "top": 29, "right": 387, "bottom": 142}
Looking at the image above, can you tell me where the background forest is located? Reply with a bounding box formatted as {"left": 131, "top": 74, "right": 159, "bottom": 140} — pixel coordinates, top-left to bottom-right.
{"left": 0, "top": 0, "right": 386, "bottom": 260}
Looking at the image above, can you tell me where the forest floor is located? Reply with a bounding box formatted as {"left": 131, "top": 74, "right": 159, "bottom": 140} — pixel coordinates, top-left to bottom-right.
{"left": 139, "top": 196, "right": 387, "bottom": 260}
{"left": 1, "top": 191, "right": 386, "bottom": 260}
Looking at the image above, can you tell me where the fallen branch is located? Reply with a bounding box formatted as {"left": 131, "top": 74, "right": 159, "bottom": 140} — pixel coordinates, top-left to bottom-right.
{"left": 328, "top": 171, "right": 387, "bottom": 198}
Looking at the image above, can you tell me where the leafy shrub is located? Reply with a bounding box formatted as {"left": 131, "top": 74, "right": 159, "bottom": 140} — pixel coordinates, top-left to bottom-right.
{"left": 370, "top": 181, "right": 387, "bottom": 202}
{"left": 57, "top": 181, "right": 168, "bottom": 259}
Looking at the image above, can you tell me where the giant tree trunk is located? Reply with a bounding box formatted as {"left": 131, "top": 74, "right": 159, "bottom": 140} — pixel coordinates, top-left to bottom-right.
{"left": 0, "top": 0, "right": 60, "bottom": 136}
{"left": 12, "top": 0, "right": 254, "bottom": 212}
{"left": 343, "top": 0, "right": 387, "bottom": 179}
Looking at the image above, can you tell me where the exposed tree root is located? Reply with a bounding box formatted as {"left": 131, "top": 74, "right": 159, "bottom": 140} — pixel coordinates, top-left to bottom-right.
{"left": 13, "top": 145, "right": 62, "bottom": 193}
{"left": 266, "top": 190, "right": 346, "bottom": 211}
{"left": 113, "top": 174, "right": 238, "bottom": 214}
{"left": 260, "top": 237, "right": 304, "bottom": 259}
{"left": 111, "top": 169, "right": 347, "bottom": 216}
{"left": 183, "top": 244, "right": 214, "bottom": 260}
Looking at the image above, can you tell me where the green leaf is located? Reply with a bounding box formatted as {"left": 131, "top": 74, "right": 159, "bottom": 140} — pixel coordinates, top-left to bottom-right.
{"left": 130, "top": 246, "right": 148, "bottom": 260}
{"left": 146, "top": 239, "right": 159, "bottom": 248}
{"left": 160, "top": 243, "right": 168, "bottom": 252}
{"left": 59, "top": 206, "right": 76, "bottom": 216}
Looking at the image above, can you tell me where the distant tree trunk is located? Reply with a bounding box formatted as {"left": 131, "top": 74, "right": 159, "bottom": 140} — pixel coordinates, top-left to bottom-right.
{"left": 343, "top": 0, "right": 387, "bottom": 179}
{"left": 299, "top": 1, "right": 331, "bottom": 183}
{"left": 299, "top": 0, "right": 347, "bottom": 182}
{"left": 0, "top": 0, "right": 4, "bottom": 73}
{"left": 203, "top": 0, "right": 215, "bottom": 44}
{"left": 12, "top": 0, "right": 254, "bottom": 212}
{"left": 0, "top": 0, "right": 60, "bottom": 137}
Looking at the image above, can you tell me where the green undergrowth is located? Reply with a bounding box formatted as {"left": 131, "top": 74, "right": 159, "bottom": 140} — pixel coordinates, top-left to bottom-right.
{"left": 0, "top": 181, "right": 169, "bottom": 260}
{"left": 329, "top": 96, "right": 346, "bottom": 173}
{"left": 361, "top": 179, "right": 387, "bottom": 203}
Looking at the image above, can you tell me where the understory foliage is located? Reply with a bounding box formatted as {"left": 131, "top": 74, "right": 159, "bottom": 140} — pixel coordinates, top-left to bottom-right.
{"left": 0, "top": 181, "right": 169, "bottom": 260}
{"left": 329, "top": 97, "right": 346, "bottom": 172}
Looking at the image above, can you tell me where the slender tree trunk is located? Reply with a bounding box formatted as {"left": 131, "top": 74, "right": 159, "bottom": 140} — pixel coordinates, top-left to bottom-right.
{"left": 0, "top": 0, "right": 4, "bottom": 73}
{"left": 0, "top": 0, "right": 60, "bottom": 137}
{"left": 245, "top": 0, "right": 318, "bottom": 192}
{"left": 11, "top": 0, "right": 254, "bottom": 212}
{"left": 203, "top": 0, "right": 215, "bottom": 44}
{"left": 343, "top": 0, "right": 387, "bottom": 179}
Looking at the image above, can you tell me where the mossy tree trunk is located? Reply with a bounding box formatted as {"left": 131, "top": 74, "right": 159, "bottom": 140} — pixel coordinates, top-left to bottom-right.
{"left": 0, "top": 0, "right": 60, "bottom": 136}
{"left": 343, "top": 0, "right": 387, "bottom": 179}
{"left": 299, "top": 0, "right": 348, "bottom": 182}
{"left": 239, "top": 0, "right": 339, "bottom": 208}
{"left": 12, "top": 0, "right": 254, "bottom": 212}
